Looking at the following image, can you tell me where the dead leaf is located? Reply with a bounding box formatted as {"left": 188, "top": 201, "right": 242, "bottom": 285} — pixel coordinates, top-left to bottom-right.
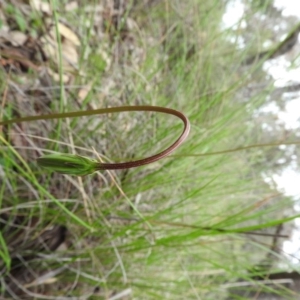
{"left": 61, "top": 39, "right": 78, "bottom": 68}
{"left": 46, "top": 67, "right": 69, "bottom": 83}
{"left": 30, "top": 0, "right": 51, "bottom": 14}
{"left": 49, "top": 22, "right": 80, "bottom": 47}
{"left": 41, "top": 21, "right": 80, "bottom": 82}
{"left": 78, "top": 84, "right": 92, "bottom": 102}
{"left": 9, "top": 31, "right": 27, "bottom": 46}
{"left": 0, "top": 48, "right": 40, "bottom": 72}
{"left": 65, "top": 1, "right": 78, "bottom": 11}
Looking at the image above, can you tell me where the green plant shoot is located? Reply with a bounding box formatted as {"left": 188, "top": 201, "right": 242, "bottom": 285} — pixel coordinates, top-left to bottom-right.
{"left": 37, "top": 153, "right": 99, "bottom": 176}
{"left": 1, "top": 106, "right": 190, "bottom": 175}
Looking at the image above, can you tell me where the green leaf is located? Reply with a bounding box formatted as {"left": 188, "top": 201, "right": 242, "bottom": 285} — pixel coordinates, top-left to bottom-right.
{"left": 0, "top": 231, "right": 11, "bottom": 274}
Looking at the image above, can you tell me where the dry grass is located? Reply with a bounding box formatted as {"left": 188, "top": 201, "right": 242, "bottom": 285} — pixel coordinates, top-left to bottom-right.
{"left": 0, "top": 1, "right": 298, "bottom": 299}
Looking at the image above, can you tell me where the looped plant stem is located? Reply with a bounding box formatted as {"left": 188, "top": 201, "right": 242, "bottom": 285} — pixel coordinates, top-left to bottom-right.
{"left": 0, "top": 106, "right": 190, "bottom": 171}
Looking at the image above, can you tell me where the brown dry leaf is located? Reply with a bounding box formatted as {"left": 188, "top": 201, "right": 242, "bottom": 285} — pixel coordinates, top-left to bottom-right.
{"left": 0, "top": 49, "right": 39, "bottom": 72}
{"left": 65, "top": 1, "right": 79, "bottom": 12}
{"left": 41, "top": 22, "right": 80, "bottom": 81}
{"left": 78, "top": 84, "right": 92, "bottom": 102}
{"left": 49, "top": 22, "right": 80, "bottom": 46}
{"left": 46, "top": 67, "right": 69, "bottom": 83}
{"left": 30, "top": 0, "right": 51, "bottom": 14}
{"left": 9, "top": 31, "right": 27, "bottom": 46}
{"left": 61, "top": 39, "right": 78, "bottom": 68}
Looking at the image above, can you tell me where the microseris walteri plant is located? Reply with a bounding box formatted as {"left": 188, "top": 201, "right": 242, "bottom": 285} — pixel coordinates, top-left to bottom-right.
{"left": 37, "top": 153, "right": 100, "bottom": 176}
{"left": 1, "top": 105, "right": 190, "bottom": 174}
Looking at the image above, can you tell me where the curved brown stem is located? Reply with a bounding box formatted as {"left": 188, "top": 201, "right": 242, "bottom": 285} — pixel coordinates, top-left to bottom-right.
{"left": 0, "top": 106, "right": 190, "bottom": 170}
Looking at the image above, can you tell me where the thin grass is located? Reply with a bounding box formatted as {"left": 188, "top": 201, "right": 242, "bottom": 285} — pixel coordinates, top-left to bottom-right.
{"left": 0, "top": 0, "right": 299, "bottom": 299}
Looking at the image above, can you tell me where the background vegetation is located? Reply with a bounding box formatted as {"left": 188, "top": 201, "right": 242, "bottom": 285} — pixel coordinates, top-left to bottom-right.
{"left": 0, "top": 0, "right": 299, "bottom": 299}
